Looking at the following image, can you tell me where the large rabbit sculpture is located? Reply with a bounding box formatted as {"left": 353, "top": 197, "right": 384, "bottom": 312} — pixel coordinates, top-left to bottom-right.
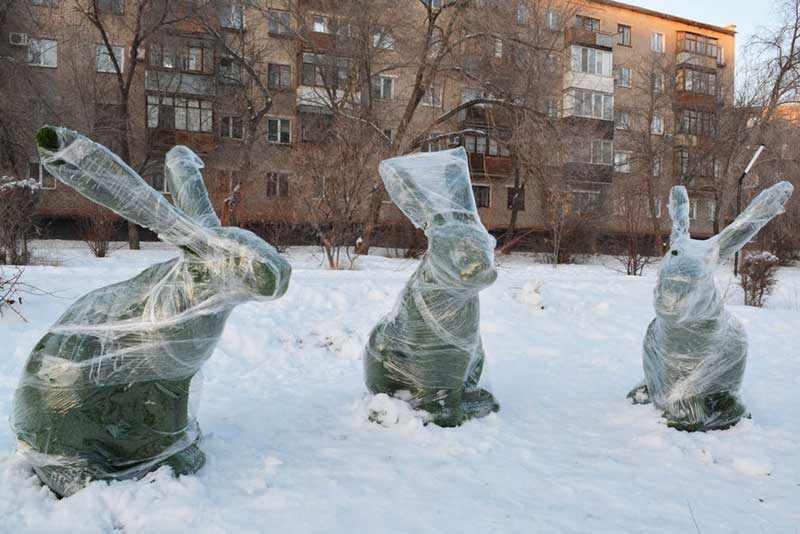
{"left": 11, "top": 126, "right": 291, "bottom": 497}
{"left": 628, "top": 181, "right": 793, "bottom": 431}
{"left": 364, "top": 147, "right": 499, "bottom": 427}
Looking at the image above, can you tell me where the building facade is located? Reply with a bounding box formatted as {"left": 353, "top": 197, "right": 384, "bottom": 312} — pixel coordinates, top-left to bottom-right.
{"left": 0, "top": 0, "right": 736, "bottom": 246}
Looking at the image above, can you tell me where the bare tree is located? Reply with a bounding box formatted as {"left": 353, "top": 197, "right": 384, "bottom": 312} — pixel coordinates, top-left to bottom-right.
{"left": 0, "top": 176, "right": 39, "bottom": 265}
{"left": 612, "top": 176, "right": 656, "bottom": 275}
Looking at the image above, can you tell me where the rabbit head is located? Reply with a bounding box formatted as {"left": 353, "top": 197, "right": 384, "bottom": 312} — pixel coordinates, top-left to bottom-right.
{"left": 36, "top": 126, "right": 291, "bottom": 301}
{"left": 655, "top": 181, "right": 793, "bottom": 323}
{"left": 379, "top": 147, "right": 497, "bottom": 289}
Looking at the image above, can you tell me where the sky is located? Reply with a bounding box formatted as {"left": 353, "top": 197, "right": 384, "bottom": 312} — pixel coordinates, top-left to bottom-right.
{"left": 621, "top": 0, "right": 777, "bottom": 56}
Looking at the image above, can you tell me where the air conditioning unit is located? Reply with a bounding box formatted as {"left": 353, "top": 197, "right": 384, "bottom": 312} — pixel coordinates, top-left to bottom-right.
{"left": 9, "top": 33, "right": 30, "bottom": 47}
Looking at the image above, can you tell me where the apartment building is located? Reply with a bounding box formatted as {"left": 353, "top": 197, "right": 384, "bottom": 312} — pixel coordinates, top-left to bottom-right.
{"left": 0, "top": 0, "right": 736, "bottom": 244}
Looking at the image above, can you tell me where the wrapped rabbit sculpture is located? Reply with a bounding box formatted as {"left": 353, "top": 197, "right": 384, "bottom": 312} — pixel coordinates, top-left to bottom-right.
{"left": 364, "top": 147, "right": 499, "bottom": 427}
{"left": 11, "top": 127, "right": 291, "bottom": 496}
{"left": 629, "top": 181, "right": 794, "bottom": 431}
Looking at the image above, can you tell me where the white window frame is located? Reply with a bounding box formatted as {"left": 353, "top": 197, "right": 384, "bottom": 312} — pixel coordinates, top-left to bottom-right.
{"left": 652, "top": 156, "right": 662, "bottom": 177}
{"left": 267, "top": 117, "right": 291, "bottom": 144}
{"left": 571, "top": 89, "right": 614, "bottom": 121}
{"left": 27, "top": 38, "right": 57, "bottom": 68}
{"left": 506, "top": 185, "right": 525, "bottom": 211}
{"left": 372, "top": 29, "right": 394, "bottom": 49}
{"left": 545, "top": 8, "right": 559, "bottom": 30}
{"left": 95, "top": 44, "right": 124, "bottom": 73}
{"left": 494, "top": 37, "right": 503, "bottom": 58}
{"left": 516, "top": 2, "right": 529, "bottom": 25}
{"left": 372, "top": 75, "right": 395, "bottom": 100}
{"left": 615, "top": 66, "right": 631, "bottom": 87}
{"left": 570, "top": 45, "right": 612, "bottom": 77}
{"left": 267, "top": 9, "right": 291, "bottom": 34}
{"left": 421, "top": 84, "right": 442, "bottom": 107}
{"left": 707, "top": 199, "right": 716, "bottom": 221}
{"left": 651, "top": 32, "right": 665, "bottom": 53}
{"left": 653, "top": 71, "right": 665, "bottom": 94}
{"left": 571, "top": 189, "right": 600, "bottom": 213}
{"left": 615, "top": 110, "right": 630, "bottom": 130}
{"left": 650, "top": 113, "right": 664, "bottom": 135}
{"left": 221, "top": 115, "right": 243, "bottom": 140}
{"left": 614, "top": 151, "right": 632, "bottom": 173}
{"left": 689, "top": 198, "right": 698, "bottom": 220}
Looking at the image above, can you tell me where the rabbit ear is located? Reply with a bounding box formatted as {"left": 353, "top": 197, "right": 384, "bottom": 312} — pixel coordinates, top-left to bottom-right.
{"left": 165, "top": 146, "right": 221, "bottom": 228}
{"left": 715, "top": 181, "right": 794, "bottom": 259}
{"left": 36, "top": 126, "right": 211, "bottom": 253}
{"left": 668, "top": 186, "right": 691, "bottom": 243}
{"left": 379, "top": 154, "right": 438, "bottom": 229}
{"left": 443, "top": 147, "right": 477, "bottom": 213}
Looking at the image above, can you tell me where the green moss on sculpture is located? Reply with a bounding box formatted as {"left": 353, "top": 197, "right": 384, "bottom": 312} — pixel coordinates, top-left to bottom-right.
{"left": 364, "top": 148, "right": 499, "bottom": 427}
{"left": 11, "top": 127, "right": 291, "bottom": 496}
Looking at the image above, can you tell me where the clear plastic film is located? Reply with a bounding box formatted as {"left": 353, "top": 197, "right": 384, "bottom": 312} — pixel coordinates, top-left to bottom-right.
{"left": 364, "top": 147, "right": 499, "bottom": 427}
{"left": 630, "top": 181, "right": 794, "bottom": 431}
{"left": 11, "top": 126, "right": 291, "bottom": 496}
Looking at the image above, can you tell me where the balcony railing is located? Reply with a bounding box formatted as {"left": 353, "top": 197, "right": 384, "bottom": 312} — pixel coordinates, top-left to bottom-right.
{"left": 566, "top": 28, "right": 615, "bottom": 50}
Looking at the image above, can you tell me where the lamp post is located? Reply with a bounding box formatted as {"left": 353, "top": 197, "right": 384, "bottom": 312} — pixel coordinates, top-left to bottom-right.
{"left": 734, "top": 144, "right": 766, "bottom": 276}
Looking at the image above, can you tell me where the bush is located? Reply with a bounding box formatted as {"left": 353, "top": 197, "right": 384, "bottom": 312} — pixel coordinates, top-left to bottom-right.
{"left": 0, "top": 176, "right": 39, "bottom": 265}
{"left": 0, "top": 266, "right": 24, "bottom": 319}
{"left": 739, "top": 251, "right": 780, "bottom": 307}
{"left": 79, "top": 212, "right": 120, "bottom": 258}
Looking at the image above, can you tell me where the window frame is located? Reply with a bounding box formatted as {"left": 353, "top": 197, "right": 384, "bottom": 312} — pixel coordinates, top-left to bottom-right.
{"left": 472, "top": 184, "right": 491, "bottom": 208}
{"left": 266, "top": 172, "right": 290, "bottom": 198}
{"left": 267, "top": 117, "right": 291, "bottom": 144}
{"left": 29, "top": 160, "right": 56, "bottom": 190}
{"left": 27, "top": 38, "right": 57, "bottom": 68}
{"left": 614, "top": 150, "right": 632, "bottom": 173}
{"left": 617, "top": 24, "right": 631, "bottom": 46}
{"left": 506, "top": 186, "right": 525, "bottom": 211}
{"left": 95, "top": 44, "right": 124, "bottom": 73}
{"left": 268, "top": 63, "right": 292, "bottom": 90}
{"left": 651, "top": 32, "right": 665, "bottom": 53}
{"left": 220, "top": 115, "right": 244, "bottom": 140}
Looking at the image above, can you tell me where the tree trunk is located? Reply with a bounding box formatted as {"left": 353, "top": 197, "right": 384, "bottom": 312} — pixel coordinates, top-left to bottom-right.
{"left": 117, "top": 102, "right": 140, "bottom": 250}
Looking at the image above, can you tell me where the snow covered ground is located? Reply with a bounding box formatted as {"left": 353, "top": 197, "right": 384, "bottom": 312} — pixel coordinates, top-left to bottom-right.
{"left": 1, "top": 241, "right": 798, "bottom": 534}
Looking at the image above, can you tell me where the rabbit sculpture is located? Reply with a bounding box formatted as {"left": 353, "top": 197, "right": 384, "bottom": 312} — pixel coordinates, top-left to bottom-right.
{"left": 364, "top": 147, "right": 499, "bottom": 427}
{"left": 628, "top": 181, "right": 794, "bottom": 431}
{"left": 11, "top": 126, "right": 291, "bottom": 497}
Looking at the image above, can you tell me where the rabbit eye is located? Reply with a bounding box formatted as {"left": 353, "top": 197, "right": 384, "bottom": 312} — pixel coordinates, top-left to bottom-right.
{"left": 671, "top": 250, "right": 679, "bottom": 256}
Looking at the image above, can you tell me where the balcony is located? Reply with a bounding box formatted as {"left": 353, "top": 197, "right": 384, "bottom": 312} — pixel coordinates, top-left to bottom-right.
{"left": 566, "top": 28, "right": 615, "bottom": 51}
{"left": 468, "top": 153, "right": 512, "bottom": 177}
{"left": 145, "top": 70, "right": 215, "bottom": 97}
{"left": 676, "top": 33, "right": 725, "bottom": 69}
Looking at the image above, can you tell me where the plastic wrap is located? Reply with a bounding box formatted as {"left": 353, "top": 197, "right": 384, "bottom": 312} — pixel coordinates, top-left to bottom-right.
{"left": 11, "top": 126, "right": 291, "bottom": 496}
{"left": 629, "top": 181, "right": 794, "bottom": 431}
{"left": 364, "top": 147, "right": 499, "bottom": 427}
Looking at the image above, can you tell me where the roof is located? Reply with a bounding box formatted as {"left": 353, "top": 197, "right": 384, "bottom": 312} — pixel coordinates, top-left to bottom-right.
{"left": 585, "top": 0, "right": 737, "bottom": 36}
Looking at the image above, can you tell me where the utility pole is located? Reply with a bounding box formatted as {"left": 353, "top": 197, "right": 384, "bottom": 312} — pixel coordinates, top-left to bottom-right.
{"left": 734, "top": 144, "right": 766, "bottom": 276}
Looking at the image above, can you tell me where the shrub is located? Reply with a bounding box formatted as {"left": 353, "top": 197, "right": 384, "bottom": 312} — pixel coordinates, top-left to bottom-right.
{"left": 0, "top": 176, "right": 40, "bottom": 265}
{"left": 739, "top": 251, "right": 780, "bottom": 307}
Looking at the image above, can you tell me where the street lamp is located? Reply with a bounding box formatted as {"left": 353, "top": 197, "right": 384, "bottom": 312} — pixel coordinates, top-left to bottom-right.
{"left": 734, "top": 144, "right": 766, "bottom": 276}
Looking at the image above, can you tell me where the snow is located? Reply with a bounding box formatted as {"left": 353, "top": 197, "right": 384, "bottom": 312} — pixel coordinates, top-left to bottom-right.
{"left": 1, "top": 241, "right": 799, "bottom": 534}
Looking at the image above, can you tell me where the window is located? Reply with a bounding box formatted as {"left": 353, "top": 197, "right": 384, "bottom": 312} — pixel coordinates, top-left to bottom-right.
{"left": 675, "top": 147, "right": 690, "bottom": 176}
{"left": 572, "top": 190, "right": 600, "bottom": 213}
{"left": 570, "top": 89, "right": 613, "bottom": 120}
{"left": 507, "top": 187, "right": 525, "bottom": 210}
{"left": 266, "top": 173, "right": 289, "bottom": 197}
{"left": 312, "top": 14, "right": 327, "bottom": 33}
{"left": 372, "top": 76, "right": 394, "bottom": 100}
{"left": 472, "top": 185, "right": 490, "bottom": 208}
{"left": 652, "top": 156, "right": 662, "bottom": 177}
{"left": 29, "top": 161, "right": 55, "bottom": 189}
{"left": 516, "top": 2, "right": 529, "bottom": 25}
{"left": 221, "top": 115, "right": 243, "bottom": 140}
{"left": 614, "top": 66, "right": 631, "bottom": 87}
{"left": 220, "top": 3, "right": 244, "bottom": 30}
{"left": 615, "top": 110, "right": 630, "bottom": 130}
{"left": 268, "top": 9, "right": 291, "bottom": 34}
{"left": 150, "top": 44, "right": 213, "bottom": 73}
{"left": 174, "top": 98, "right": 213, "bottom": 132}
{"left": 615, "top": 151, "right": 632, "bottom": 173}
{"left": 652, "top": 71, "right": 665, "bottom": 95}
{"left": 494, "top": 38, "right": 503, "bottom": 58}
{"left": 677, "top": 67, "right": 716, "bottom": 96}
{"left": 707, "top": 199, "right": 716, "bottom": 221}
{"left": 27, "top": 38, "right": 57, "bottom": 67}
{"left": 545, "top": 98, "right": 559, "bottom": 119}
{"left": 31, "top": 0, "right": 57, "bottom": 7}
{"left": 151, "top": 173, "right": 168, "bottom": 193}
{"left": 147, "top": 96, "right": 174, "bottom": 129}
{"left": 571, "top": 46, "right": 612, "bottom": 76}
{"left": 268, "top": 63, "right": 291, "bottom": 90}
{"left": 651, "top": 32, "right": 665, "bottom": 53}
{"left": 689, "top": 199, "right": 698, "bottom": 220}
{"left": 372, "top": 29, "right": 394, "bottom": 49}
{"left": 383, "top": 129, "right": 395, "bottom": 144}
{"left": 574, "top": 139, "right": 613, "bottom": 165}
{"left": 421, "top": 84, "right": 442, "bottom": 107}
{"left": 617, "top": 24, "right": 631, "bottom": 46}
{"left": 651, "top": 113, "right": 664, "bottom": 135}
{"left": 678, "top": 32, "right": 719, "bottom": 58}
{"left": 312, "top": 176, "right": 326, "bottom": 198}
{"left": 96, "top": 0, "right": 123, "bottom": 15}
{"left": 423, "top": 0, "right": 442, "bottom": 9}
{"left": 575, "top": 15, "right": 600, "bottom": 32}
{"left": 267, "top": 118, "right": 291, "bottom": 144}
{"left": 713, "top": 159, "right": 721, "bottom": 178}
{"left": 678, "top": 109, "right": 717, "bottom": 136}
{"left": 218, "top": 56, "right": 241, "bottom": 83}
{"left": 544, "top": 8, "right": 559, "bottom": 30}
{"left": 647, "top": 198, "right": 662, "bottom": 218}
{"left": 302, "top": 53, "right": 350, "bottom": 88}
{"left": 95, "top": 44, "right": 124, "bottom": 73}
